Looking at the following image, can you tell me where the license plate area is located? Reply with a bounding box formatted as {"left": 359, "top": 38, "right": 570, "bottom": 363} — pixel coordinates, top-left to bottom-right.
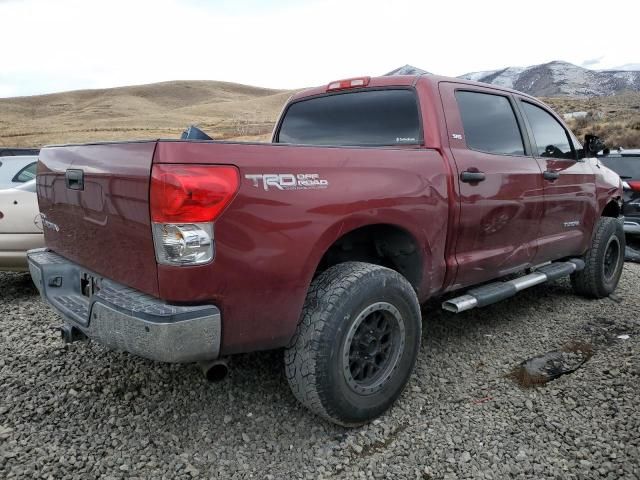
{"left": 80, "top": 272, "right": 102, "bottom": 298}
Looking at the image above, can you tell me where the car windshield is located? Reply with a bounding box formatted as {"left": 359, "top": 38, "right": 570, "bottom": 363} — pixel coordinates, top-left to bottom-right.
{"left": 600, "top": 156, "right": 640, "bottom": 179}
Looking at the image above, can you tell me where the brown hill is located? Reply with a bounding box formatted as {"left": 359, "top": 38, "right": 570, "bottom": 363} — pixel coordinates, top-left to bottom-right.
{"left": 0, "top": 80, "right": 292, "bottom": 147}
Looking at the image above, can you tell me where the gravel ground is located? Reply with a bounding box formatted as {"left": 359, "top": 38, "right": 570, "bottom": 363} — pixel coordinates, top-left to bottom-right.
{"left": 1, "top": 264, "right": 639, "bottom": 480}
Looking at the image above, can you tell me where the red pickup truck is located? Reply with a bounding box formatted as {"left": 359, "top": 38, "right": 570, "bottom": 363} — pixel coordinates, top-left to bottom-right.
{"left": 28, "top": 74, "right": 624, "bottom": 426}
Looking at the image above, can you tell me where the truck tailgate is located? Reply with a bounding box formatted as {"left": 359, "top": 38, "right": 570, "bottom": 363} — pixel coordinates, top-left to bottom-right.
{"left": 37, "top": 142, "right": 159, "bottom": 296}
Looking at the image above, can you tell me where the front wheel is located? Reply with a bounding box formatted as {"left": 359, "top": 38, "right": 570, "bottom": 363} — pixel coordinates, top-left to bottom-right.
{"left": 285, "top": 262, "right": 421, "bottom": 426}
{"left": 571, "top": 217, "right": 625, "bottom": 298}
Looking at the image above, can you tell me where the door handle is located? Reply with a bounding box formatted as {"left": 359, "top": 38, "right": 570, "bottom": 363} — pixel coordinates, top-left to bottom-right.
{"left": 460, "top": 170, "right": 486, "bottom": 183}
{"left": 543, "top": 170, "right": 560, "bottom": 181}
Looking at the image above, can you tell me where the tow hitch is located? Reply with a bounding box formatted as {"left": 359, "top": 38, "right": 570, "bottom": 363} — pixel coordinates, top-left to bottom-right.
{"left": 59, "top": 324, "right": 87, "bottom": 344}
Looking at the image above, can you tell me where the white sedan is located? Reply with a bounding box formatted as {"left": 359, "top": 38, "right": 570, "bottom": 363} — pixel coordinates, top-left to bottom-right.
{"left": 0, "top": 180, "right": 44, "bottom": 271}
{"left": 0, "top": 155, "right": 38, "bottom": 189}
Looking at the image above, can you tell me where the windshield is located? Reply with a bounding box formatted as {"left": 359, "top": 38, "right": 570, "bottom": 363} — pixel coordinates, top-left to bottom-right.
{"left": 276, "top": 89, "right": 421, "bottom": 147}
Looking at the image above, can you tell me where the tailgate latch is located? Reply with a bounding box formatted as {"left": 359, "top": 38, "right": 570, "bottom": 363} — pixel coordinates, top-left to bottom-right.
{"left": 65, "top": 169, "right": 84, "bottom": 190}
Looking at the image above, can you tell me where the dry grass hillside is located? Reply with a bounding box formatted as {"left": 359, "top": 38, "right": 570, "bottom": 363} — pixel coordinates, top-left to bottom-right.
{"left": 1, "top": 80, "right": 639, "bottom": 149}
{"left": 0, "top": 81, "right": 292, "bottom": 147}
{"left": 545, "top": 92, "right": 640, "bottom": 148}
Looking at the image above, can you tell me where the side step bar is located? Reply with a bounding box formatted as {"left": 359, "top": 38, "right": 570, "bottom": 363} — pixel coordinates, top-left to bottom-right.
{"left": 442, "top": 259, "right": 585, "bottom": 313}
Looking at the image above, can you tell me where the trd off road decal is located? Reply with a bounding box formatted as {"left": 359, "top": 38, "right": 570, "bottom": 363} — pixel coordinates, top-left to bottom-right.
{"left": 245, "top": 173, "right": 329, "bottom": 191}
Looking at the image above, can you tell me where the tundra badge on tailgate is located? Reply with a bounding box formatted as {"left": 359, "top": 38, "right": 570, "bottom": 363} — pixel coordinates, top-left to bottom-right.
{"left": 245, "top": 173, "right": 329, "bottom": 191}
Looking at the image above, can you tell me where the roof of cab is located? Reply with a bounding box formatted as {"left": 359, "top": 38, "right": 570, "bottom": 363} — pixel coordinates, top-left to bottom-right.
{"left": 290, "top": 74, "right": 539, "bottom": 103}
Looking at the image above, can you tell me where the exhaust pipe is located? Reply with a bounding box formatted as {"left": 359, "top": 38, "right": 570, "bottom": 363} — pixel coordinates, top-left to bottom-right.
{"left": 59, "top": 324, "right": 87, "bottom": 343}
{"left": 200, "top": 358, "right": 230, "bottom": 382}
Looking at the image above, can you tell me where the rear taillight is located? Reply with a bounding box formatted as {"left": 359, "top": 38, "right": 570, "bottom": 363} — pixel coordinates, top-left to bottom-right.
{"left": 150, "top": 164, "right": 239, "bottom": 223}
{"left": 150, "top": 164, "right": 239, "bottom": 266}
{"left": 627, "top": 180, "right": 640, "bottom": 192}
{"left": 327, "top": 77, "right": 370, "bottom": 92}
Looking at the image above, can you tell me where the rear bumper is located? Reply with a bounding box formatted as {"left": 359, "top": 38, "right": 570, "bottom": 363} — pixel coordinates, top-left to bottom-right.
{"left": 27, "top": 248, "right": 221, "bottom": 363}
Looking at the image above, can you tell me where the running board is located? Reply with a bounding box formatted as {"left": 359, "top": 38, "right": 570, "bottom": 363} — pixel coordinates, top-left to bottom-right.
{"left": 442, "top": 259, "right": 585, "bottom": 313}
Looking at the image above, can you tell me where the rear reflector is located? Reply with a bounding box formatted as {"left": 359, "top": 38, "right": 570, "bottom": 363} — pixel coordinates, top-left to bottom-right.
{"left": 150, "top": 164, "right": 240, "bottom": 223}
{"left": 327, "top": 77, "right": 370, "bottom": 91}
{"left": 152, "top": 222, "right": 214, "bottom": 265}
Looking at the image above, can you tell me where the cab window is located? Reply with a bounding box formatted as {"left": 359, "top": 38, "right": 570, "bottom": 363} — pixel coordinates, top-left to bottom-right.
{"left": 521, "top": 102, "right": 575, "bottom": 159}
{"left": 455, "top": 91, "right": 525, "bottom": 156}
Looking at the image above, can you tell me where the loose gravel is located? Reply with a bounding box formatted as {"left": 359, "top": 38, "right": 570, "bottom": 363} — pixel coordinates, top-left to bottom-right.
{"left": 1, "top": 264, "right": 639, "bottom": 479}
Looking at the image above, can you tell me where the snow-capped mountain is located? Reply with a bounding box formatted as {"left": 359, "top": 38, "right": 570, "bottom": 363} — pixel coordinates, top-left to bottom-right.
{"left": 384, "top": 65, "right": 431, "bottom": 76}
{"left": 460, "top": 66, "right": 525, "bottom": 89}
{"left": 460, "top": 61, "right": 640, "bottom": 97}
{"left": 609, "top": 63, "right": 640, "bottom": 71}
{"left": 385, "top": 61, "right": 640, "bottom": 97}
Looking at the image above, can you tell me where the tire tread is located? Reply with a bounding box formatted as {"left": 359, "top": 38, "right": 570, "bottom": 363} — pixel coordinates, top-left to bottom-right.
{"left": 571, "top": 216, "right": 624, "bottom": 298}
{"left": 284, "top": 262, "right": 419, "bottom": 426}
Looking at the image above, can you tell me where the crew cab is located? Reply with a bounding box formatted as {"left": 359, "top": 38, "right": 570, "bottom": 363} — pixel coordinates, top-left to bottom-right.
{"left": 28, "top": 74, "right": 624, "bottom": 426}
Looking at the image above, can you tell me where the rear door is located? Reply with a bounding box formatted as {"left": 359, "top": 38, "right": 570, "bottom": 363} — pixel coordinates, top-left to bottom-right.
{"left": 439, "top": 83, "right": 545, "bottom": 288}
{"left": 516, "top": 99, "right": 597, "bottom": 262}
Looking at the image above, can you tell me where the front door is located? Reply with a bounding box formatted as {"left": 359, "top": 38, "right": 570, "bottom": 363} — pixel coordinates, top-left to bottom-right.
{"left": 439, "top": 83, "right": 545, "bottom": 289}
{"left": 516, "top": 99, "right": 597, "bottom": 262}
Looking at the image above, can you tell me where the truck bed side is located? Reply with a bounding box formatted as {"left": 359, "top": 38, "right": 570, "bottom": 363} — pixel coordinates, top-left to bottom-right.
{"left": 153, "top": 141, "right": 449, "bottom": 354}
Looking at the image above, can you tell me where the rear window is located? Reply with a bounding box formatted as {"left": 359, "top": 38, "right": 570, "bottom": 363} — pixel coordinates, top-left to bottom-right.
{"left": 600, "top": 156, "right": 640, "bottom": 179}
{"left": 12, "top": 162, "right": 37, "bottom": 183}
{"left": 276, "top": 89, "right": 421, "bottom": 147}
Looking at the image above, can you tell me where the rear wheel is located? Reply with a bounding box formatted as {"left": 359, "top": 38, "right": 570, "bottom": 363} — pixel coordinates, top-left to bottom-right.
{"left": 285, "top": 262, "right": 421, "bottom": 426}
{"left": 571, "top": 217, "right": 625, "bottom": 298}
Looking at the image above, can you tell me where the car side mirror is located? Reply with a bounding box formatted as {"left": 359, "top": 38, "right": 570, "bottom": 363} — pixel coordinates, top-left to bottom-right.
{"left": 579, "top": 134, "right": 609, "bottom": 159}
{"left": 181, "top": 125, "right": 213, "bottom": 141}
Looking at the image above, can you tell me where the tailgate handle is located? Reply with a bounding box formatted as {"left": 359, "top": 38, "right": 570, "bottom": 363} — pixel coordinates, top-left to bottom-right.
{"left": 65, "top": 169, "right": 84, "bottom": 190}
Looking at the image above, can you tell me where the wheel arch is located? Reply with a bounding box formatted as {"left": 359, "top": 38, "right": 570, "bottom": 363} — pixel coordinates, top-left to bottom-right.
{"left": 303, "top": 220, "right": 429, "bottom": 296}
{"left": 601, "top": 198, "right": 622, "bottom": 218}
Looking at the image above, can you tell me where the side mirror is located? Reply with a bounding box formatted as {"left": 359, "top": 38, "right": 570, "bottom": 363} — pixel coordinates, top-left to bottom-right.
{"left": 581, "top": 134, "right": 609, "bottom": 158}
{"left": 181, "top": 125, "right": 213, "bottom": 141}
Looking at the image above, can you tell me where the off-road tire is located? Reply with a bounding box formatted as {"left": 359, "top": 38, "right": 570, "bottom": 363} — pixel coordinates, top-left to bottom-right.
{"left": 285, "top": 262, "right": 421, "bottom": 426}
{"left": 571, "top": 217, "right": 625, "bottom": 298}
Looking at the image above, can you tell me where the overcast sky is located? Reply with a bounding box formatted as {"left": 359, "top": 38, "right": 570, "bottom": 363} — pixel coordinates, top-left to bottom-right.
{"left": 0, "top": 0, "right": 638, "bottom": 98}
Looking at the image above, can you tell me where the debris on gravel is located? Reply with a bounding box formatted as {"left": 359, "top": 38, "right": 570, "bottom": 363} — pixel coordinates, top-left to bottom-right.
{"left": 510, "top": 341, "right": 593, "bottom": 387}
{"left": 1, "top": 264, "right": 639, "bottom": 479}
